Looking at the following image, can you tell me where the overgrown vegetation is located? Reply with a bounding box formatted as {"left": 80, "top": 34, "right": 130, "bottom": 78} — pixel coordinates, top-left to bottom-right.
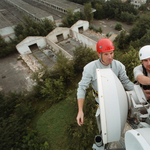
{"left": 61, "top": 9, "right": 85, "bottom": 27}
{"left": 89, "top": 24, "right": 103, "bottom": 33}
{"left": 70, "top": 0, "right": 139, "bottom": 24}
{"left": 0, "top": 42, "right": 141, "bottom": 149}
{"left": 0, "top": 47, "right": 98, "bottom": 149}
{"left": 1, "top": 3, "right": 150, "bottom": 149}
{"left": 115, "top": 22, "right": 122, "bottom": 31}
{"left": 61, "top": 2, "right": 94, "bottom": 27}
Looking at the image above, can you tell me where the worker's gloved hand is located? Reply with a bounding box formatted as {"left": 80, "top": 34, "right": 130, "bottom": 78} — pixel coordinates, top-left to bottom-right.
{"left": 76, "top": 111, "right": 84, "bottom": 126}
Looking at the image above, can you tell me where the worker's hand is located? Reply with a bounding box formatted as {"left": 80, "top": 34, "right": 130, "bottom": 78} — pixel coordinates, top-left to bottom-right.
{"left": 143, "top": 90, "right": 150, "bottom": 99}
{"left": 76, "top": 111, "right": 84, "bottom": 126}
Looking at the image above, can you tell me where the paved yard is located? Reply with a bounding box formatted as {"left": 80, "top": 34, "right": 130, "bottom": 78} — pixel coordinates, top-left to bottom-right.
{"left": 0, "top": 53, "right": 34, "bottom": 94}
{"left": 91, "top": 19, "right": 133, "bottom": 35}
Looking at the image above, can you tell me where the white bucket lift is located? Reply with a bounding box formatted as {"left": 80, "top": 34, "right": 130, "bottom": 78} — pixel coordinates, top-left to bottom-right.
{"left": 92, "top": 68, "right": 150, "bottom": 150}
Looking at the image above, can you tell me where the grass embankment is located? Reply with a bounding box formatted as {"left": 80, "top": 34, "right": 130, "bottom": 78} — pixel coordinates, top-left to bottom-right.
{"left": 36, "top": 96, "right": 77, "bottom": 150}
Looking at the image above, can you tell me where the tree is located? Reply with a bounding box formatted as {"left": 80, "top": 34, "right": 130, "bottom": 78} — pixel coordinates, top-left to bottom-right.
{"left": 94, "top": 3, "right": 104, "bottom": 20}
{"left": 121, "top": 46, "right": 141, "bottom": 81}
{"left": 54, "top": 50, "right": 75, "bottom": 85}
{"left": 114, "top": 8, "right": 120, "bottom": 20}
{"left": 115, "top": 22, "right": 122, "bottom": 31}
{"left": 14, "top": 23, "right": 24, "bottom": 37}
{"left": 140, "top": 29, "right": 150, "bottom": 47}
{"left": 73, "top": 46, "right": 98, "bottom": 73}
{"left": 0, "top": 35, "right": 7, "bottom": 57}
{"left": 129, "top": 14, "right": 150, "bottom": 41}
{"left": 139, "top": 4, "right": 147, "bottom": 11}
{"left": 130, "top": 39, "right": 141, "bottom": 49}
{"left": 62, "top": 9, "right": 85, "bottom": 27}
{"left": 114, "top": 30, "right": 128, "bottom": 50}
{"left": 84, "top": 2, "right": 93, "bottom": 23}
{"left": 67, "top": 89, "right": 98, "bottom": 150}
{"left": 126, "top": 13, "right": 135, "bottom": 25}
{"left": 129, "top": 25, "right": 140, "bottom": 42}
{"left": 15, "top": 16, "right": 56, "bottom": 39}
{"left": 41, "top": 76, "right": 65, "bottom": 104}
{"left": 98, "top": 26, "right": 103, "bottom": 33}
{"left": 120, "top": 12, "right": 128, "bottom": 22}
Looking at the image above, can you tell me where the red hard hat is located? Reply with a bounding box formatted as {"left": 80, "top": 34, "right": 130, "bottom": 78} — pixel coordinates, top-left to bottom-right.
{"left": 96, "top": 38, "right": 115, "bottom": 53}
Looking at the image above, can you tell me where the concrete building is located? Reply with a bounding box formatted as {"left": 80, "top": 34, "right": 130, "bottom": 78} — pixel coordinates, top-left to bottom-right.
{"left": 33, "top": 0, "right": 96, "bottom": 14}
{"left": 16, "top": 20, "right": 97, "bottom": 72}
{"left": 5, "top": 0, "right": 54, "bottom": 21}
{"left": 131, "top": 0, "right": 147, "bottom": 8}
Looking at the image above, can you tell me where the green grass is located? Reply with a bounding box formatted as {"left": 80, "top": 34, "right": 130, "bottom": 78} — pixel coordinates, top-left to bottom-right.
{"left": 36, "top": 97, "right": 77, "bottom": 150}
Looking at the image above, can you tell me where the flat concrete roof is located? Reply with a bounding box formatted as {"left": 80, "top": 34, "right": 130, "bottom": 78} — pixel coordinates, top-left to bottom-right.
{"left": 0, "top": 0, "right": 67, "bottom": 29}
{"left": 42, "top": 0, "right": 84, "bottom": 11}
{"left": 7, "top": 0, "right": 52, "bottom": 19}
{"left": 0, "top": 0, "right": 24, "bottom": 29}
{"left": 57, "top": 38, "right": 83, "bottom": 56}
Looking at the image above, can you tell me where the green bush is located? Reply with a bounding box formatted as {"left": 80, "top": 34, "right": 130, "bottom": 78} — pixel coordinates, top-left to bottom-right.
{"left": 73, "top": 46, "right": 98, "bottom": 73}
{"left": 21, "top": 128, "right": 49, "bottom": 150}
{"left": 115, "top": 22, "right": 122, "bottom": 31}
{"left": 114, "top": 46, "right": 140, "bottom": 81}
{"left": 0, "top": 91, "right": 44, "bottom": 150}
{"left": 89, "top": 24, "right": 102, "bottom": 33}
{"left": 41, "top": 76, "right": 65, "bottom": 104}
{"left": 67, "top": 88, "right": 99, "bottom": 150}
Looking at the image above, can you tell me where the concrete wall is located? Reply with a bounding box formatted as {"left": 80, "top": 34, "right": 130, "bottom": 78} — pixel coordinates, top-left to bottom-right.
{"left": 46, "top": 27, "right": 70, "bottom": 43}
{"left": 0, "top": 26, "right": 15, "bottom": 42}
{"left": 41, "top": 15, "right": 54, "bottom": 22}
{"left": 16, "top": 36, "right": 47, "bottom": 55}
{"left": 71, "top": 30, "right": 97, "bottom": 51}
{"left": 71, "top": 20, "right": 89, "bottom": 33}
{"left": 46, "top": 37, "right": 72, "bottom": 60}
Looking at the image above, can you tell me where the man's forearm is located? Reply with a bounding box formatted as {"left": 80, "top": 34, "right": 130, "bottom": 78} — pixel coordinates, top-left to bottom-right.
{"left": 77, "top": 99, "right": 84, "bottom": 112}
{"left": 137, "top": 74, "right": 150, "bottom": 85}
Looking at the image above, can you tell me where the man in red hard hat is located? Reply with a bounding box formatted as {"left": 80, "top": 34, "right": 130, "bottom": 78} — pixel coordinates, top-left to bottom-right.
{"left": 76, "top": 38, "right": 134, "bottom": 127}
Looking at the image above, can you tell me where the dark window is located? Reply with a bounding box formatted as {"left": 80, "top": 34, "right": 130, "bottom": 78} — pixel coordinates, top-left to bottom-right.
{"left": 78, "top": 26, "right": 83, "bottom": 33}
{"left": 29, "top": 43, "right": 38, "bottom": 52}
{"left": 56, "top": 34, "right": 64, "bottom": 42}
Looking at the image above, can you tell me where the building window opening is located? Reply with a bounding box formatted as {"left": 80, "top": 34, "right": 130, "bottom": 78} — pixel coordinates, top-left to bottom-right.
{"left": 78, "top": 26, "right": 84, "bottom": 33}
{"left": 29, "top": 43, "right": 38, "bottom": 52}
{"left": 56, "top": 33, "right": 64, "bottom": 42}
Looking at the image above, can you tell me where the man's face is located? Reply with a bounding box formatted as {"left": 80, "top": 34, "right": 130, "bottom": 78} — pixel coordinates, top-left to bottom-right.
{"left": 98, "top": 50, "right": 114, "bottom": 65}
{"left": 142, "top": 58, "right": 150, "bottom": 73}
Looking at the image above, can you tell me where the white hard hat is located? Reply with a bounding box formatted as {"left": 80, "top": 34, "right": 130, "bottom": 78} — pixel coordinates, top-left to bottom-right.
{"left": 139, "top": 45, "right": 150, "bottom": 60}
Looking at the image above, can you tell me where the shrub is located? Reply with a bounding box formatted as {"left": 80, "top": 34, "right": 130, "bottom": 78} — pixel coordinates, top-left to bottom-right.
{"left": 73, "top": 46, "right": 98, "bottom": 73}
{"left": 115, "top": 23, "right": 122, "bottom": 31}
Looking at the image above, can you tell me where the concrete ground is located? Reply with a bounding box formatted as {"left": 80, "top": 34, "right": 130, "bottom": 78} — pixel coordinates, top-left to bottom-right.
{"left": 91, "top": 19, "right": 133, "bottom": 35}
{"left": 0, "top": 53, "right": 34, "bottom": 94}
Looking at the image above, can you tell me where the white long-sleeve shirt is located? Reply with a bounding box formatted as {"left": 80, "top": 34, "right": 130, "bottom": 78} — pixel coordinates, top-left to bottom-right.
{"left": 134, "top": 65, "right": 150, "bottom": 80}
{"left": 77, "top": 59, "right": 134, "bottom": 101}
